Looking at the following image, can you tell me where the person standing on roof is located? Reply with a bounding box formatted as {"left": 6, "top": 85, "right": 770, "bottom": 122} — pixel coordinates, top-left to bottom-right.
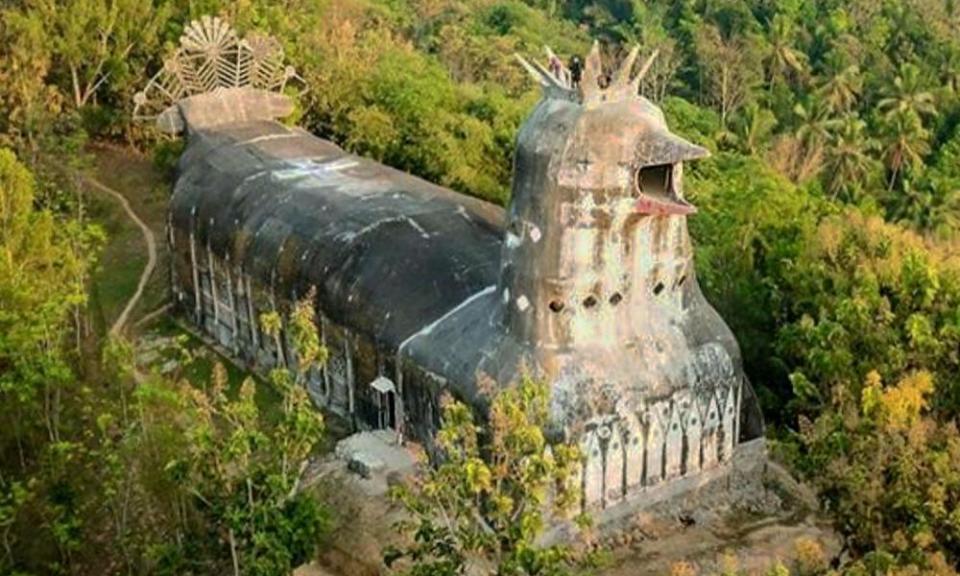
{"left": 569, "top": 55, "right": 583, "bottom": 89}
{"left": 548, "top": 53, "right": 563, "bottom": 80}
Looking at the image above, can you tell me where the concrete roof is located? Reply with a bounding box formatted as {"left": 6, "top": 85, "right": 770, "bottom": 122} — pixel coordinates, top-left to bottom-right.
{"left": 171, "top": 120, "right": 505, "bottom": 348}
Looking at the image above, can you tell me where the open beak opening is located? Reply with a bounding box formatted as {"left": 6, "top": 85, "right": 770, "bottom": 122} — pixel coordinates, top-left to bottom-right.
{"left": 634, "top": 162, "right": 697, "bottom": 216}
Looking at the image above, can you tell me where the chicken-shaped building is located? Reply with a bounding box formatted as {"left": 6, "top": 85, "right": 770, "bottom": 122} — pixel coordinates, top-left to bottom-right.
{"left": 136, "top": 17, "right": 763, "bottom": 514}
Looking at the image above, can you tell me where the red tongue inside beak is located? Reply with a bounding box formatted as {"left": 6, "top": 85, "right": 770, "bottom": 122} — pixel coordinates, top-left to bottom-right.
{"left": 634, "top": 194, "right": 698, "bottom": 216}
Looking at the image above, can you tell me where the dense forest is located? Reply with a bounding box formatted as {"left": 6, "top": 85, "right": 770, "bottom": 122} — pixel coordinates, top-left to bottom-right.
{"left": 2, "top": 0, "right": 960, "bottom": 574}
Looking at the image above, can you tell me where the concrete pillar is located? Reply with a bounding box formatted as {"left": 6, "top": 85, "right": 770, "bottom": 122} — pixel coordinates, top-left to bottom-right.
{"left": 664, "top": 407, "right": 683, "bottom": 480}
{"left": 268, "top": 281, "right": 286, "bottom": 368}
{"left": 345, "top": 330, "right": 355, "bottom": 425}
{"left": 244, "top": 275, "right": 260, "bottom": 354}
{"left": 225, "top": 262, "right": 240, "bottom": 354}
{"left": 645, "top": 403, "right": 666, "bottom": 486}
{"left": 604, "top": 420, "right": 625, "bottom": 507}
{"left": 320, "top": 315, "right": 330, "bottom": 399}
{"left": 702, "top": 394, "right": 720, "bottom": 469}
{"left": 683, "top": 402, "right": 703, "bottom": 475}
{"left": 207, "top": 244, "right": 219, "bottom": 334}
{"left": 394, "top": 350, "right": 405, "bottom": 444}
{"left": 581, "top": 428, "right": 603, "bottom": 509}
{"left": 722, "top": 383, "right": 736, "bottom": 462}
{"left": 735, "top": 378, "right": 743, "bottom": 446}
{"left": 189, "top": 228, "right": 201, "bottom": 323}
{"left": 622, "top": 412, "right": 643, "bottom": 492}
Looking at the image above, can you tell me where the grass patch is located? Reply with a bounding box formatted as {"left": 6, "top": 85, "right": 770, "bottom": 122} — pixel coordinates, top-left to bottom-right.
{"left": 145, "top": 316, "right": 284, "bottom": 424}
{"left": 86, "top": 144, "right": 171, "bottom": 331}
{"left": 144, "top": 316, "right": 352, "bottom": 453}
{"left": 87, "top": 190, "right": 146, "bottom": 334}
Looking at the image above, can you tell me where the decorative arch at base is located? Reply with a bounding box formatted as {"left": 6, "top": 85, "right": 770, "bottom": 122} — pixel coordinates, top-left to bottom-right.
{"left": 575, "top": 377, "right": 745, "bottom": 511}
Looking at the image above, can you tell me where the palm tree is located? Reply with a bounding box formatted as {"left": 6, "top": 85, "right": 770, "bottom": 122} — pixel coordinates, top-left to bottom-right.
{"left": 765, "top": 13, "right": 807, "bottom": 90}
{"left": 881, "top": 108, "right": 931, "bottom": 191}
{"left": 928, "top": 182, "right": 960, "bottom": 239}
{"left": 794, "top": 98, "right": 840, "bottom": 153}
{"left": 727, "top": 102, "right": 778, "bottom": 155}
{"left": 878, "top": 63, "right": 937, "bottom": 121}
{"left": 823, "top": 115, "right": 877, "bottom": 202}
{"left": 818, "top": 65, "right": 862, "bottom": 115}
{"left": 939, "top": 46, "right": 960, "bottom": 96}
{"left": 773, "top": 98, "right": 840, "bottom": 183}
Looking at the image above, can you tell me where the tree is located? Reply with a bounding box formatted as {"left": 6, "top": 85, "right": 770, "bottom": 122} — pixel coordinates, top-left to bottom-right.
{"left": 638, "top": 36, "right": 681, "bottom": 103}
{"left": 0, "top": 148, "right": 100, "bottom": 574}
{"left": 178, "top": 297, "right": 328, "bottom": 576}
{"left": 817, "top": 65, "right": 862, "bottom": 115}
{"left": 764, "top": 13, "right": 807, "bottom": 91}
{"left": 0, "top": 9, "right": 62, "bottom": 157}
{"left": 0, "top": 148, "right": 96, "bottom": 451}
{"left": 938, "top": 44, "right": 960, "bottom": 96}
{"left": 796, "top": 370, "right": 960, "bottom": 570}
{"left": 725, "top": 102, "right": 777, "bottom": 156}
{"left": 881, "top": 108, "right": 930, "bottom": 191}
{"left": 887, "top": 173, "right": 960, "bottom": 237}
{"left": 793, "top": 99, "right": 839, "bottom": 155}
{"left": 773, "top": 97, "right": 839, "bottom": 183}
{"left": 27, "top": 0, "right": 170, "bottom": 109}
{"left": 385, "top": 374, "right": 587, "bottom": 576}
{"left": 878, "top": 63, "right": 937, "bottom": 122}
{"left": 694, "top": 24, "right": 764, "bottom": 126}
{"left": 822, "top": 115, "right": 877, "bottom": 202}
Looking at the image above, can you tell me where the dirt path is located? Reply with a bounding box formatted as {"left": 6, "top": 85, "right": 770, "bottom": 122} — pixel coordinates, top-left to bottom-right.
{"left": 83, "top": 175, "right": 157, "bottom": 335}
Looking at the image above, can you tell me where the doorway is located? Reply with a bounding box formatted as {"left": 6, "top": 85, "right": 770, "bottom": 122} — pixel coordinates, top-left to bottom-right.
{"left": 370, "top": 376, "right": 397, "bottom": 430}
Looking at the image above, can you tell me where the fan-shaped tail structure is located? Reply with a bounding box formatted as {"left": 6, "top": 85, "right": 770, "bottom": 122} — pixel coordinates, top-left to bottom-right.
{"left": 133, "top": 16, "right": 305, "bottom": 133}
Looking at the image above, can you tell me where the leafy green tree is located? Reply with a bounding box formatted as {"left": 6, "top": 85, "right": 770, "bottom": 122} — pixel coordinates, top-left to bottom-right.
{"left": 0, "top": 478, "right": 32, "bottom": 570}
{"left": 178, "top": 299, "right": 328, "bottom": 576}
{"left": 385, "top": 374, "right": 586, "bottom": 576}
{"left": 28, "top": 0, "right": 170, "bottom": 109}
{"left": 725, "top": 102, "right": 777, "bottom": 155}
{"left": 0, "top": 148, "right": 97, "bottom": 450}
{"left": 0, "top": 9, "right": 61, "bottom": 156}
{"left": 0, "top": 148, "right": 100, "bottom": 574}
{"left": 694, "top": 24, "right": 763, "bottom": 125}
{"left": 772, "top": 210, "right": 960, "bottom": 414}
{"left": 686, "top": 152, "right": 821, "bottom": 413}
{"left": 771, "top": 97, "right": 839, "bottom": 183}
{"left": 795, "top": 370, "right": 960, "bottom": 570}
{"left": 793, "top": 99, "right": 839, "bottom": 157}
{"left": 937, "top": 44, "right": 960, "bottom": 96}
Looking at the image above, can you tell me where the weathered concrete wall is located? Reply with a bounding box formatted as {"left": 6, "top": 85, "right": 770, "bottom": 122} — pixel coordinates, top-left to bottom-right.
{"left": 166, "top": 75, "right": 764, "bottom": 520}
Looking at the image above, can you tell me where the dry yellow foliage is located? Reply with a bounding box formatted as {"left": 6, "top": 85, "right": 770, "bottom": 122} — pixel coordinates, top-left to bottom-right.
{"left": 794, "top": 537, "right": 828, "bottom": 575}
{"left": 671, "top": 560, "right": 700, "bottom": 576}
{"left": 860, "top": 370, "right": 934, "bottom": 431}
